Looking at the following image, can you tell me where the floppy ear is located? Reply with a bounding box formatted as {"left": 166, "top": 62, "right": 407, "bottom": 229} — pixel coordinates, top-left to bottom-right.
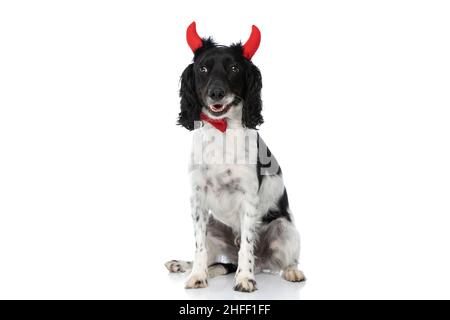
{"left": 242, "top": 63, "right": 263, "bottom": 129}
{"left": 177, "top": 63, "right": 202, "bottom": 130}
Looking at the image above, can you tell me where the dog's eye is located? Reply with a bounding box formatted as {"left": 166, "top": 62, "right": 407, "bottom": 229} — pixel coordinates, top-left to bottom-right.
{"left": 199, "top": 66, "right": 208, "bottom": 73}
{"left": 231, "top": 65, "right": 239, "bottom": 73}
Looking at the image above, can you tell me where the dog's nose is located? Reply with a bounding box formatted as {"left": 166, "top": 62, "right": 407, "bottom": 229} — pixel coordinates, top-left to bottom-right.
{"left": 208, "top": 87, "right": 225, "bottom": 101}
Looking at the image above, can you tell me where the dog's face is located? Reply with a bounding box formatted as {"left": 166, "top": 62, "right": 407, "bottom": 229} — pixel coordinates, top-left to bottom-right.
{"left": 177, "top": 24, "right": 264, "bottom": 130}
{"left": 194, "top": 47, "right": 246, "bottom": 118}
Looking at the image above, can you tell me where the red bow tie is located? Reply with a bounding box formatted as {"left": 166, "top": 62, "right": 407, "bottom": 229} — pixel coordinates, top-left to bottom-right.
{"left": 200, "top": 112, "right": 227, "bottom": 132}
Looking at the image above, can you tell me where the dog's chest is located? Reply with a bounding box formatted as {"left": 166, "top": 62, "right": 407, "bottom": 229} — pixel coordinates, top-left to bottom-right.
{"left": 193, "top": 164, "right": 255, "bottom": 229}
{"left": 190, "top": 126, "right": 259, "bottom": 228}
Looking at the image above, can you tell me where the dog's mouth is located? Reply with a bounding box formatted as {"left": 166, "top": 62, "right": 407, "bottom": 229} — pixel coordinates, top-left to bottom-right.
{"left": 207, "top": 103, "right": 232, "bottom": 116}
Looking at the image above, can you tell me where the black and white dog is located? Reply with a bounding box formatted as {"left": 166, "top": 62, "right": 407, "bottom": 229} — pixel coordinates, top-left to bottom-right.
{"left": 165, "top": 22, "right": 305, "bottom": 292}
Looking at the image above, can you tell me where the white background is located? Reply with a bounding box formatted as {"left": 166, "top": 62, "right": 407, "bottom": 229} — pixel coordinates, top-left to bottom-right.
{"left": 1, "top": 0, "right": 449, "bottom": 299}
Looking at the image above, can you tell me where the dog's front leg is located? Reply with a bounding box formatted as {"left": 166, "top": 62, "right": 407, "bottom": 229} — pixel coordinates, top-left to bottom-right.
{"left": 185, "top": 194, "right": 209, "bottom": 289}
{"left": 234, "top": 201, "right": 258, "bottom": 292}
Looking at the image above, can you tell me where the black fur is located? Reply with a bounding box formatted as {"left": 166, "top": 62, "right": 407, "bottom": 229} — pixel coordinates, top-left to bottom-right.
{"left": 256, "top": 133, "right": 282, "bottom": 188}
{"left": 262, "top": 188, "right": 292, "bottom": 224}
{"left": 193, "top": 38, "right": 217, "bottom": 60}
{"left": 178, "top": 63, "right": 202, "bottom": 130}
{"left": 256, "top": 132, "right": 290, "bottom": 224}
{"left": 177, "top": 38, "right": 263, "bottom": 130}
{"left": 242, "top": 62, "right": 263, "bottom": 128}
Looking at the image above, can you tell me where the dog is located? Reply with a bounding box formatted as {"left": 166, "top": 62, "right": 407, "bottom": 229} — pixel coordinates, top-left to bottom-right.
{"left": 165, "top": 22, "right": 305, "bottom": 292}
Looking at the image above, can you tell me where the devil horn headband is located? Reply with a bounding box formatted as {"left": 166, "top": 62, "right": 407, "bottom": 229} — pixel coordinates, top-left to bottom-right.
{"left": 186, "top": 21, "right": 261, "bottom": 60}
{"left": 186, "top": 22, "right": 203, "bottom": 52}
{"left": 242, "top": 25, "right": 261, "bottom": 60}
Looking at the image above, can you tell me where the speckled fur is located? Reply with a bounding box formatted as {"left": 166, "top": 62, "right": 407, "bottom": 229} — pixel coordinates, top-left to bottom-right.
{"left": 168, "top": 35, "right": 305, "bottom": 292}
{"left": 168, "top": 103, "right": 305, "bottom": 292}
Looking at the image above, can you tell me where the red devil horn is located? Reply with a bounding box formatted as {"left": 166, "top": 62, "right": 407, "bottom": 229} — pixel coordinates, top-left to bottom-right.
{"left": 242, "top": 25, "right": 261, "bottom": 60}
{"left": 186, "top": 21, "right": 203, "bottom": 52}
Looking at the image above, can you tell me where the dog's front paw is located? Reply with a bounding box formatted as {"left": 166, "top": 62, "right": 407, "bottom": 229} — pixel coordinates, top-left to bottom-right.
{"left": 234, "top": 277, "right": 257, "bottom": 293}
{"left": 185, "top": 273, "right": 208, "bottom": 289}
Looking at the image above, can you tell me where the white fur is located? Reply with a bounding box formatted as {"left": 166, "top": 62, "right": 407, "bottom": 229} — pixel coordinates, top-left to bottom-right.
{"left": 176, "top": 103, "right": 305, "bottom": 291}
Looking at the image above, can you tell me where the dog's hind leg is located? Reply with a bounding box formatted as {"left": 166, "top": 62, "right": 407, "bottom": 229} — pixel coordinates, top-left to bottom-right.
{"left": 256, "top": 217, "right": 305, "bottom": 282}
{"left": 165, "top": 216, "right": 239, "bottom": 277}
{"left": 205, "top": 217, "right": 238, "bottom": 264}
{"left": 281, "top": 265, "right": 305, "bottom": 282}
{"left": 205, "top": 218, "right": 239, "bottom": 277}
{"left": 165, "top": 260, "right": 192, "bottom": 273}
{"left": 165, "top": 260, "right": 237, "bottom": 278}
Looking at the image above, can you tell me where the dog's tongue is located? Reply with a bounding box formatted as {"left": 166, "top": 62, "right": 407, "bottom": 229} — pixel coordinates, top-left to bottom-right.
{"left": 211, "top": 104, "right": 223, "bottom": 111}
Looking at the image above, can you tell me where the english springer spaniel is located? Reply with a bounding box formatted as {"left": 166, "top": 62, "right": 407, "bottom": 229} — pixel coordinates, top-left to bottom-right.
{"left": 165, "top": 22, "right": 305, "bottom": 292}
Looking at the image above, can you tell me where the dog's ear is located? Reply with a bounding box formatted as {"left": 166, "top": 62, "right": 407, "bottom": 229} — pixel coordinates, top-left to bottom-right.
{"left": 178, "top": 63, "right": 202, "bottom": 130}
{"left": 242, "top": 63, "right": 263, "bottom": 129}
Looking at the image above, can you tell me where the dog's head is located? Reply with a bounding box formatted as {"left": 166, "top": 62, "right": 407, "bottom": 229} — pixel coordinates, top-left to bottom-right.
{"left": 178, "top": 22, "right": 263, "bottom": 130}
